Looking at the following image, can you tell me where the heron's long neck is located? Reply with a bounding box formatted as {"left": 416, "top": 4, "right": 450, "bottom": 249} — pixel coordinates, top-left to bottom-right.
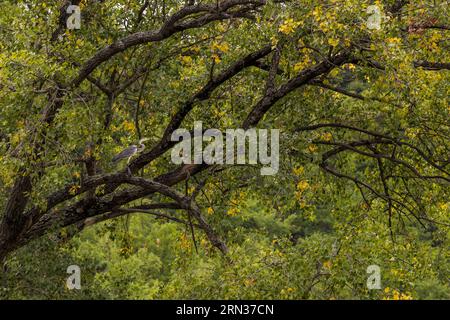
{"left": 137, "top": 144, "right": 145, "bottom": 152}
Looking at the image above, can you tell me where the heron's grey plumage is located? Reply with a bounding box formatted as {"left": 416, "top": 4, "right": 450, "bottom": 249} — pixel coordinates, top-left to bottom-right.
{"left": 112, "top": 138, "right": 149, "bottom": 165}
{"left": 112, "top": 145, "right": 138, "bottom": 163}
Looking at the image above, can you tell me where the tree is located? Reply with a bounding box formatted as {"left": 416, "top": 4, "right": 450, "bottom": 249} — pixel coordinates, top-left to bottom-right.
{"left": 0, "top": 0, "right": 448, "bottom": 298}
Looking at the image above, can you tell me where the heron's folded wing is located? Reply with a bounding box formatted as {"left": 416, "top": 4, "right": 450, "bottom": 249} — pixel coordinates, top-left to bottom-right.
{"left": 112, "top": 146, "right": 136, "bottom": 163}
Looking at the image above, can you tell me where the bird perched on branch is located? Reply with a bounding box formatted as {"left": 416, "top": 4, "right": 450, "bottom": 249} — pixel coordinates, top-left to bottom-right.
{"left": 112, "top": 138, "right": 149, "bottom": 174}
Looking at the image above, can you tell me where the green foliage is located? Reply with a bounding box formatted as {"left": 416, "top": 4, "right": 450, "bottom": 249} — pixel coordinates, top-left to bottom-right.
{"left": 0, "top": 0, "right": 449, "bottom": 300}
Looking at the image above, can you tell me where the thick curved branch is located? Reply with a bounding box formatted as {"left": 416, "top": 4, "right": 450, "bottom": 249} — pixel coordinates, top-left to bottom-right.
{"left": 128, "top": 44, "right": 273, "bottom": 173}
{"left": 71, "top": 0, "right": 266, "bottom": 87}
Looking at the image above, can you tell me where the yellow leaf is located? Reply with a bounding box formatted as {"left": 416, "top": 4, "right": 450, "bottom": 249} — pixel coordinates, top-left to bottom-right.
{"left": 212, "top": 54, "right": 221, "bottom": 64}
{"left": 123, "top": 120, "right": 135, "bottom": 133}
{"left": 322, "top": 132, "right": 333, "bottom": 141}
{"left": 323, "top": 260, "right": 332, "bottom": 270}
{"left": 180, "top": 55, "right": 193, "bottom": 64}
{"left": 296, "top": 180, "right": 309, "bottom": 192}
{"left": 293, "top": 166, "right": 304, "bottom": 176}
{"left": 308, "top": 144, "right": 318, "bottom": 153}
{"left": 328, "top": 38, "right": 339, "bottom": 47}
{"left": 69, "top": 185, "right": 80, "bottom": 195}
{"left": 279, "top": 18, "right": 301, "bottom": 35}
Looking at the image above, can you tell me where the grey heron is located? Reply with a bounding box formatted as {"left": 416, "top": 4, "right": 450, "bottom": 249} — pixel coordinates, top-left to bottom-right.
{"left": 112, "top": 138, "right": 149, "bottom": 173}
